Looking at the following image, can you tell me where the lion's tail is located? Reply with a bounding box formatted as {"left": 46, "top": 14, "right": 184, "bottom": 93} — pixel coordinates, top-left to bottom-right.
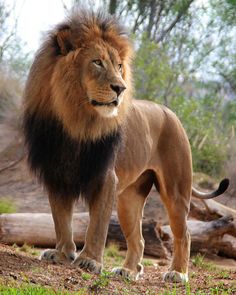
{"left": 192, "top": 178, "right": 229, "bottom": 199}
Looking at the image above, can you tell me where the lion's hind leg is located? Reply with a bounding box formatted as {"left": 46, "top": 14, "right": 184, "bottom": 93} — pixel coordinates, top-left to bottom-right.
{"left": 112, "top": 170, "right": 154, "bottom": 280}
{"left": 40, "top": 193, "right": 76, "bottom": 264}
{"left": 157, "top": 176, "right": 191, "bottom": 283}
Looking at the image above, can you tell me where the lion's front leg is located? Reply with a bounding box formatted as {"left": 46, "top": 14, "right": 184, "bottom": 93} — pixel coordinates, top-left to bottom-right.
{"left": 40, "top": 194, "right": 76, "bottom": 264}
{"left": 73, "top": 170, "right": 117, "bottom": 273}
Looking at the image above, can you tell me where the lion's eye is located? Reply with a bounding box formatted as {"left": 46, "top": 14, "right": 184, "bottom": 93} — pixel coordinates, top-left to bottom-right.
{"left": 93, "top": 59, "right": 103, "bottom": 67}
{"left": 118, "top": 64, "right": 122, "bottom": 72}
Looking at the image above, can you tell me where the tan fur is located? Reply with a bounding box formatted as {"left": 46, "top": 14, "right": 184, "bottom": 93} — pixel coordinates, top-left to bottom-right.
{"left": 24, "top": 14, "right": 133, "bottom": 141}
{"left": 25, "top": 11, "right": 226, "bottom": 283}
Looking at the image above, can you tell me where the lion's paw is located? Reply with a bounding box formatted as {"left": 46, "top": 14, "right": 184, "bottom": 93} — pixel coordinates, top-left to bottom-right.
{"left": 40, "top": 249, "right": 76, "bottom": 264}
{"left": 112, "top": 265, "right": 143, "bottom": 281}
{"left": 73, "top": 256, "right": 102, "bottom": 274}
{"left": 163, "top": 271, "right": 188, "bottom": 283}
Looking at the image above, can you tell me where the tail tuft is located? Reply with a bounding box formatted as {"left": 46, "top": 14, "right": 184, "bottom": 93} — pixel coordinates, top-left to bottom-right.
{"left": 217, "top": 178, "right": 230, "bottom": 195}
{"left": 192, "top": 178, "right": 230, "bottom": 199}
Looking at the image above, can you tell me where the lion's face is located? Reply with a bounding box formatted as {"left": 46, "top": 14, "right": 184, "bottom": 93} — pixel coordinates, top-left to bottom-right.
{"left": 80, "top": 42, "right": 127, "bottom": 118}
{"left": 27, "top": 14, "right": 133, "bottom": 140}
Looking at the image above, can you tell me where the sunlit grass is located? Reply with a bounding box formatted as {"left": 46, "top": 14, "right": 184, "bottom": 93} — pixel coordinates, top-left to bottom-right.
{"left": 192, "top": 253, "right": 216, "bottom": 271}
{"left": 12, "top": 243, "right": 40, "bottom": 257}
{"left": 104, "top": 243, "right": 124, "bottom": 267}
{"left": 0, "top": 198, "right": 16, "bottom": 213}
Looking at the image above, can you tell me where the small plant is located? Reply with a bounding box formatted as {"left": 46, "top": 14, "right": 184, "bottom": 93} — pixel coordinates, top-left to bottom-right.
{"left": 91, "top": 270, "right": 112, "bottom": 289}
{"left": 81, "top": 272, "right": 92, "bottom": 281}
{"left": 192, "top": 253, "right": 216, "bottom": 271}
{"left": 218, "top": 270, "right": 230, "bottom": 279}
{"left": 0, "top": 198, "right": 16, "bottom": 213}
{"left": 192, "top": 253, "right": 205, "bottom": 268}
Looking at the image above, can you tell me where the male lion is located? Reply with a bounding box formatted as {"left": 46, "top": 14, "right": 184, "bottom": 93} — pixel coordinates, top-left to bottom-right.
{"left": 23, "top": 9, "right": 229, "bottom": 283}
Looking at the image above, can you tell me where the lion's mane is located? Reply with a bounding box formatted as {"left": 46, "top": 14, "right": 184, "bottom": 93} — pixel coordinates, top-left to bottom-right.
{"left": 23, "top": 9, "right": 133, "bottom": 200}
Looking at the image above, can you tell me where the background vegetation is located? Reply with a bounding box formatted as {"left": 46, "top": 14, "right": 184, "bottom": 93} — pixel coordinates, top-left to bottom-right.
{"left": 1, "top": 0, "right": 236, "bottom": 177}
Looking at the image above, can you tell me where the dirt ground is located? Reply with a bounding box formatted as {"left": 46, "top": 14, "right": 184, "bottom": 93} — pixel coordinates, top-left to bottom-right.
{"left": 0, "top": 124, "right": 236, "bottom": 293}
{"left": 0, "top": 243, "right": 235, "bottom": 294}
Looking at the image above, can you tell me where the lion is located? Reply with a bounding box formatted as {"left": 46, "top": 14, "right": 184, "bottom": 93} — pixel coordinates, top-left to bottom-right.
{"left": 23, "top": 9, "right": 229, "bottom": 283}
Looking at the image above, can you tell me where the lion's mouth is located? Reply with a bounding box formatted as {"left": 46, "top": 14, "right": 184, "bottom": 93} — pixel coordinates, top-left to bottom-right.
{"left": 90, "top": 99, "right": 119, "bottom": 107}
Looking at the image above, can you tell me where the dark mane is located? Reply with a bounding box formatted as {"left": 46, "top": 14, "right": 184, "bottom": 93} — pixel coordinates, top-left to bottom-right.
{"left": 24, "top": 112, "right": 122, "bottom": 201}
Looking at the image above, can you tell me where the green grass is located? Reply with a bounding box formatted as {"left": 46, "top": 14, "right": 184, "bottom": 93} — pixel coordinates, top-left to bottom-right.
{"left": 0, "top": 285, "right": 88, "bottom": 295}
{"left": 0, "top": 198, "right": 16, "bottom": 213}
{"left": 92, "top": 270, "right": 111, "bottom": 288}
{"left": 12, "top": 243, "right": 40, "bottom": 257}
{"left": 192, "top": 253, "right": 216, "bottom": 271}
{"left": 0, "top": 285, "right": 64, "bottom": 295}
{"left": 218, "top": 270, "right": 231, "bottom": 279}
{"left": 143, "top": 258, "right": 154, "bottom": 266}
{"left": 104, "top": 243, "right": 154, "bottom": 268}
{"left": 104, "top": 243, "right": 124, "bottom": 267}
{"left": 104, "top": 243, "right": 120, "bottom": 258}
{"left": 81, "top": 272, "right": 92, "bottom": 281}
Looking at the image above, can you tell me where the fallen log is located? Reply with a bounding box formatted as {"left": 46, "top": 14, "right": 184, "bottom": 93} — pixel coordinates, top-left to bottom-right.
{"left": 204, "top": 199, "right": 236, "bottom": 219}
{"left": 190, "top": 199, "right": 236, "bottom": 236}
{"left": 0, "top": 213, "right": 168, "bottom": 258}
{"left": 0, "top": 212, "right": 235, "bottom": 258}
{"left": 190, "top": 199, "right": 236, "bottom": 218}
{"left": 160, "top": 216, "right": 236, "bottom": 258}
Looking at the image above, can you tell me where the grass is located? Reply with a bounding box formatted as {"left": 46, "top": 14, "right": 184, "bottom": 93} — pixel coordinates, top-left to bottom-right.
{"left": 81, "top": 272, "right": 92, "bottom": 281}
{"left": 0, "top": 285, "right": 66, "bottom": 295}
{"left": 192, "top": 253, "right": 216, "bottom": 271}
{"left": 104, "top": 243, "right": 124, "bottom": 267}
{"left": 0, "top": 285, "right": 88, "bottom": 295}
{"left": 0, "top": 282, "right": 234, "bottom": 295}
{"left": 12, "top": 243, "right": 40, "bottom": 257}
{"left": 143, "top": 258, "right": 154, "bottom": 266}
{"left": 0, "top": 198, "right": 16, "bottom": 213}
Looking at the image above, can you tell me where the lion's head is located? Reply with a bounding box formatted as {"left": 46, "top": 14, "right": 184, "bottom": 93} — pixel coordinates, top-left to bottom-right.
{"left": 24, "top": 9, "right": 133, "bottom": 141}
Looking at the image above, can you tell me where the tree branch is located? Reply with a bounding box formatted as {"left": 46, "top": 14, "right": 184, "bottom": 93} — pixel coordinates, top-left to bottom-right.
{"left": 156, "top": 0, "right": 194, "bottom": 43}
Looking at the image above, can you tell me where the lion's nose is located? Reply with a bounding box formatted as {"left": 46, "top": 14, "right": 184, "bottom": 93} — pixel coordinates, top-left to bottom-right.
{"left": 110, "top": 84, "right": 126, "bottom": 97}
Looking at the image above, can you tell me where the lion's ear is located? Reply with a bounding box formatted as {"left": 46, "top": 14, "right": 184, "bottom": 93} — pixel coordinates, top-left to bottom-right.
{"left": 56, "top": 27, "right": 74, "bottom": 55}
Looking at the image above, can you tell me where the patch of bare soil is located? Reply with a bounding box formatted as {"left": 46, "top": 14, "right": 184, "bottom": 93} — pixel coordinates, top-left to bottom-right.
{"left": 0, "top": 244, "right": 235, "bottom": 294}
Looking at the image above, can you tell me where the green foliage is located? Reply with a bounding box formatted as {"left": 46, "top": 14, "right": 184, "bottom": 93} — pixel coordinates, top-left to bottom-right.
{"left": 0, "top": 198, "right": 16, "bottom": 213}
{"left": 134, "top": 35, "right": 181, "bottom": 105}
{"left": 134, "top": 36, "right": 231, "bottom": 176}
{"left": 170, "top": 94, "right": 228, "bottom": 176}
